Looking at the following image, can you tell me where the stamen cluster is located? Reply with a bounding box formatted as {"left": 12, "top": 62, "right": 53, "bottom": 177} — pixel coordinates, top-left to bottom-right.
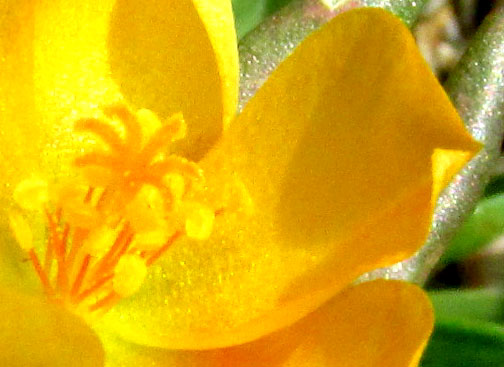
{"left": 8, "top": 104, "right": 216, "bottom": 314}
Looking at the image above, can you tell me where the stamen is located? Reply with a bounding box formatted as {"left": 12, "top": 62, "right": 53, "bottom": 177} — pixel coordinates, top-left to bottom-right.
{"left": 70, "top": 254, "right": 91, "bottom": 298}
{"left": 95, "top": 187, "right": 113, "bottom": 211}
{"left": 83, "top": 226, "right": 118, "bottom": 257}
{"left": 88, "top": 223, "right": 132, "bottom": 284}
{"left": 104, "top": 232, "right": 135, "bottom": 275}
{"left": 112, "top": 254, "right": 147, "bottom": 297}
{"left": 56, "top": 224, "right": 70, "bottom": 294}
{"left": 74, "top": 274, "right": 114, "bottom": 304}
{"left": 10, "top": 103, "right": 233, "bottom": 316}
{"left": 164, "top": 173, "right": 186, "bottom": 202}
{"left": 89, "top": 292, "right": 120, "bottom": 313}
{"left": 28, "top": 249, "right": 55, "bottom": 297}
{"left": 185, "top": 203, "right": 215, "bottom": 241}
{"left": 84, "top": 187, "right": 95, "bottom": 203}
{"left": 133, "top": 229, "right": 172, "bottom": 251}
{"left": 55, "top": 182, "right": 100, "bottom": 228}
{"left": 43, "top": 235, "right": 54, "bottom": 274}
{"left": 66, "top": 227, "right": 89, "bottom": 269}
{"left": 13, "top": 178, "right": 49, "bottom": 211}
{"left": 45, "top": 209, "right": 69, "bottom": 293}
{"left": 146, "top": 231, "right": 182, "bottom": 266}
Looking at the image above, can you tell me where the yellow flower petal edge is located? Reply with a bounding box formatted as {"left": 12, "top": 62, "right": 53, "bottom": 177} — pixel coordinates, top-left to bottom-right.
{"left": 99, "top": 280, "right": 433, "bottom": 367}
{"left": 107, "top": 0, "right": 238, "bottom": 160}
{"left": 101, "top": 8, "right": 479, "bottom": 350}
{"left": 191, "top": 0, "right": 239, "bottom": 131}
{"left": 0, "top": 287, "right": 104, "bottom": 367}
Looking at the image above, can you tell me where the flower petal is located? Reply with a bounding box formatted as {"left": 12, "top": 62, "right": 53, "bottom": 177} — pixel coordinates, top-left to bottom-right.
{"left": 0, "top": 0, "right": 114, "bottom": 294}
{"left": 0, "top": 0, "right": 124, "bottom": 196}
{"left": 107, "top": 0, "right": 238, "bottom": 159}
{"left": 99, "top": 8, "right": 479, "bottom": 350}
{"left": 0, "top": 0, "right": 237, "bottom": 286}
{"left": 0, "top": 0, "right": 43, "bottom": 190}
{"left": 0, "top": 287, "right": 104, "bottom": 366}
{"left": 1, "top": 0, "right": 237, "bottom": 186}
{"left": 99, "top": 280, "right": 432, "bottom": 367}
{"left": 0, "top": 0, "right": 50, "bottom": 291}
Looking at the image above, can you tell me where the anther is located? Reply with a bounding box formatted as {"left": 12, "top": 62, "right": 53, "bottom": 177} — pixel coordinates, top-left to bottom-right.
{"left": 185, "top": 203, "right": 215, "bottom": 240}
{"left": 112, "top": 254, "right": 147, "bottom": 297}
{"left": 13, "top": 178, "right": 49, "bottom": 211}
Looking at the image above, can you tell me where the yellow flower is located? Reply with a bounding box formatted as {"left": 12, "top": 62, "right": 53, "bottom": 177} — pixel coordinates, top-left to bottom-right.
{"left": 0, "top": 1, "right": 480, "bottom": 366}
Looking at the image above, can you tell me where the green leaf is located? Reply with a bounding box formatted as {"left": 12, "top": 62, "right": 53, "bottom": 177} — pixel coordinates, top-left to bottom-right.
{"left": 421, "top": 320, "right": 504, "bottom": 367}
{"left": 485, "top": 175, "right": 504, "bottom": 197}
{"left": 429, "top": 289, "right": 504, "bottom": 324}
{"left": 232, "top": 0, "right": 294, "bottom": 40}
{"left": 424, "top": 289, "right": 504, "bottom": 366}
{"left": 441, "top": 194, "right": 504, "bottom": 265}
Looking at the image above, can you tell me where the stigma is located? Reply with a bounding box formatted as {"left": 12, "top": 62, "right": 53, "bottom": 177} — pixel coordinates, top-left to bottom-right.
{"left": 8, "top": 104, "right": 217, "bottom": 315}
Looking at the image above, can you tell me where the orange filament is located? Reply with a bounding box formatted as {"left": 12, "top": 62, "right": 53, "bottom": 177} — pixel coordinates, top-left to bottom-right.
{"left": 87, "top": 224, "right": 132, "bottom": 285}
{"left": 43, "top": 234, "right": 54, "bottom": 274}
{"left": 146, "top": 231, "right": 182, "bottom": 266}
{"left": 26, "top": 187, "right": 174, "bottom": 313}
{"left": 22, "top": 187, "right": 222, "bottom": 313}
{"left": 88, "top": 291, "right": 120, "bottom": 313}
{"left": 66, "top": 227, "right": 88, "bottom": 271}
{"left": 70, "top": 254, "right": 91, "bottom": 298}
{"left": 74, "top": 274, "right": 114, "bottom": 304}
{"left": 11, "top": 104, "right": 222, "bottom": 315}
{"left": 28, "top": 249, "right": 55, "bottom": 297}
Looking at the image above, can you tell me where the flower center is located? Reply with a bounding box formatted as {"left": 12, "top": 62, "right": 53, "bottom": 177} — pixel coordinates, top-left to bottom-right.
{"left": 8, "top": 104, "right": 222, "bottom": 316}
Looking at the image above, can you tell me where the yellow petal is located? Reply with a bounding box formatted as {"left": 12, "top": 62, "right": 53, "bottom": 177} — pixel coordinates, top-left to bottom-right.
{"left": 100, "top": 8, "right": 478, "bottom": 349}
{"left": 431, "top": 148, "right": 474, "bottom": 204}
{"left": 107, "top": 0, "right": 238, "bottom": 159}
{"left": 1, "top": 0, "right": 238, "bottom": 187}
{"left": 0, "top": 0, "right": 237, "bottom": 289}
{"left": 210, "top": 280, "right": 434, "bottom": 367}
{"left": 0, "top": 0, "right": 123, "bottom": 219}
{"left": 99, "top": 280, "right": 432, "bottom": 367}
{"left": 0, "top": 287, "right": 104, "bottom": 367}
{"left": 0, "top": 1, "right": 42, "bottom": 289}
{"left": 0, "top": 1, "right": 44, "bottom": 192}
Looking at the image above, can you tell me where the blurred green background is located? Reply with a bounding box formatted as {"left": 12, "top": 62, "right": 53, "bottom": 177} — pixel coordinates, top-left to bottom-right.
{"left": 231, "top": 0, "right": 292, "bottom": 39}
